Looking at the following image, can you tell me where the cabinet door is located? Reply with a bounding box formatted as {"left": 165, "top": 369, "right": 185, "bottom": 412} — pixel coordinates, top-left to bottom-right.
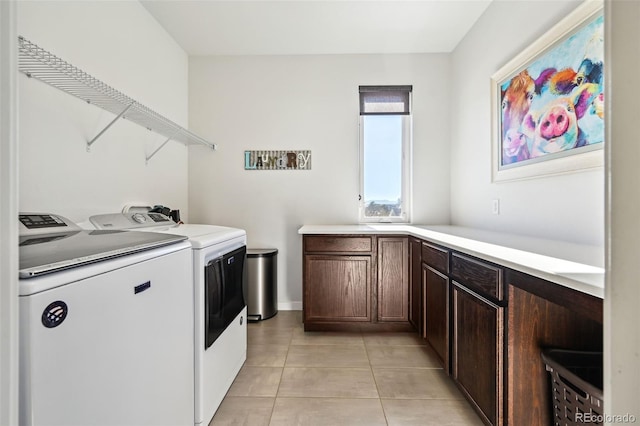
{"left": 377, "top": 237, "right": 409, "bottom": 322}
{"left": 423, "top": 264, "right": 449, "bottom": 371}
{"left": 304, "top": 255, "right": 371, "bottom": 322}
{"left": 409, "top": 239, "right": 422, "bottom": 332}
{"left": 452, "top": 283, "right": 504, "bottom": 426}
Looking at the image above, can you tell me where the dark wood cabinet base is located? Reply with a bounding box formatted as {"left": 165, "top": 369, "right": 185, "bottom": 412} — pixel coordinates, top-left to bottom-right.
{"left": 302, "top": 231, "right": 604, "bottom": 426}
{"left": 303, "top": 235, "right": 410, "bottom": 331}
{"left": 507, "top": 280, "right": 603, "bottom": 425}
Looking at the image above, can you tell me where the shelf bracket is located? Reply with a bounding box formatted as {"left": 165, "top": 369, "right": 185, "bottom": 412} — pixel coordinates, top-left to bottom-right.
{"left": 145, "top": 129, "right": 182, "bottom": 164}
{"left": 86, "top": 102, "right": 135, "bottom": 152}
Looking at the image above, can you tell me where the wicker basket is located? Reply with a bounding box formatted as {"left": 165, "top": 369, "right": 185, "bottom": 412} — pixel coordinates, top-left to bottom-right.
{"left": 541, "top": 349, "right": 603, "bottom": 426}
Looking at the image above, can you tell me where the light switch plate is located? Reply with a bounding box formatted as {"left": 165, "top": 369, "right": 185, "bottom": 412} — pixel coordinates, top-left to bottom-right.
{"left": 492, "top": 199, "right": 500, "bottom": 215}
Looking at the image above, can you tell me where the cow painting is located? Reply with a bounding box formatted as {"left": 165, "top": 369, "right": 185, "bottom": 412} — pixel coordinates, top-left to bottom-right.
{"left": 549, "top": 25, "right": 604, "bottom": 95}
{"left": 497, "top": 12, "right": 604, "bottom": 168}
{"left": 501, "top": 69, "right": 555, "bottom": 140}
{"left": 521, "top": 84, "right": 598, "bottom": 157}
{"left": 502, "top": 129, "right": 530, "bottom": 165}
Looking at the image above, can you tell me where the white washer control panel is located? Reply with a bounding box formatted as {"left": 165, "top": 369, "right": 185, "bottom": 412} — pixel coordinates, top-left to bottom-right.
{"left": 90, "top": 212, "right": 175, "bottom": 230}
{"left": 19, "top": 213, "right": 81, "bottom": 236}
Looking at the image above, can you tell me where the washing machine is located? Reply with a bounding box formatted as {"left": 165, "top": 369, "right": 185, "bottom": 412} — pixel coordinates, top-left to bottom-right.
{"left": 89, "top": 211, "right": 248, "bottom": 426}
{"left": 18, "top": 213, "right": 195, "bottom": 426}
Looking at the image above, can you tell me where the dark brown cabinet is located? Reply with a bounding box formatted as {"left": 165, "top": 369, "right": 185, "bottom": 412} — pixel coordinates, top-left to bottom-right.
{"left": 451, "top": 252, "right": 504, "bottom": 301}
{"left": 304, "top": 236, "right": 373, "bottom": 253}
{"left": 304, "top": 255, "right": 371, "bottom": 322}
{"left": 422, "top": 241, "right": 449, "bottom": 273}
{"left": 423, "top": 264, "right": 449, "bottom": 370}
{"left": 506, "top": 270, "right": 603, "bottom": 425}
{"left": 421, "top": 242, "right": 450, "bottom": 371}
{"left": 451, "top": 253, "right": 505, "bottom": 426}
{"left": 303, "top": 235, "right": 373, "bottom": 329}
{"left": 377, "top": 237, "right": 408, "bottom": 322}
{"left": 452, "top": 283, "right": 504, "bottom": 426}
{"left": 302, "top": 235, "right": 410, "bottom": 331}
{"left": 301, "top": 230, "right": 603, "bottom": 426}
{"left": 408, "top": 238, "right": 422, "bottom": 333}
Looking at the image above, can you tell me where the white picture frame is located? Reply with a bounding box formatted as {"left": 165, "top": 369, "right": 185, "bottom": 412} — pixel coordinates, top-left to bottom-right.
{"left": 491, "top": 0, "right": 604, "bottom": 183}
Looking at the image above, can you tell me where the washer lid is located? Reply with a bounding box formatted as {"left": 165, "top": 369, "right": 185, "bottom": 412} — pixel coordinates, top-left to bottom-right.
{"left": 151, "top": 224, "right": 246, "bottom": 249}
{"left": 19, "top": 230, "right": 187, "bottom": 278}
{"left": 88, "top": 213, "right": 246, "bottom": 248}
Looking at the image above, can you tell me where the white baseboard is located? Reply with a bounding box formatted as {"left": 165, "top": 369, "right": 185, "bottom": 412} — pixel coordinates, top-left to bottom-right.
{"left": 277, "top": 301, "right": 302, "bottom": 311}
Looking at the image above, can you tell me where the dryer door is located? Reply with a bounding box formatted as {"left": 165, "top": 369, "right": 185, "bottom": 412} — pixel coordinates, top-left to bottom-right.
{"left": 204, "top": 246, "right": 246, "bottom": 349}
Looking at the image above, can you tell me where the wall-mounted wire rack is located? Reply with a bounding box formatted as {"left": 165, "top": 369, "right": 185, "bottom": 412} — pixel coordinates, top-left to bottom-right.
{"left": 17, "top": 36, "right": 216, "bottom": 162}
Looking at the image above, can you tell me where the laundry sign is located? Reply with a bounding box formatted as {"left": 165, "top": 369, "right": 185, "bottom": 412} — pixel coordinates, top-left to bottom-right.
{"left": 244, "top": 150, "right": 311, "bottom": 170}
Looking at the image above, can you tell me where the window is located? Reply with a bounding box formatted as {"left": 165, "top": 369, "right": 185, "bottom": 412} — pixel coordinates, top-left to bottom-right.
{"left": 359, "top": 85, "right": 412, "bottom": 223}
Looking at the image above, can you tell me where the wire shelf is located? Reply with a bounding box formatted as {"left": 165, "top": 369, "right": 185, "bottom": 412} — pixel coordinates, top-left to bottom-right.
{"left": 17, "top": 36, "right": 215, "bottom": 160}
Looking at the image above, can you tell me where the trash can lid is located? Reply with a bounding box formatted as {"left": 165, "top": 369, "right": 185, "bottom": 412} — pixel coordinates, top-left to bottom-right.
{"left": 247, "top": 248, "right": 278, "bottom": 257}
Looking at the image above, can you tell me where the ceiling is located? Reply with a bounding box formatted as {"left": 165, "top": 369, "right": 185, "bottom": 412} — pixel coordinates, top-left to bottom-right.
{"left": 140, "top": 0, "right": 493, "bottom": 56}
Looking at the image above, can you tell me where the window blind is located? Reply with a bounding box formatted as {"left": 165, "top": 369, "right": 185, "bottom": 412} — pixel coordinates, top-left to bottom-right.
{"left": 359, "top": 85, "right": 412, "bottom": 115}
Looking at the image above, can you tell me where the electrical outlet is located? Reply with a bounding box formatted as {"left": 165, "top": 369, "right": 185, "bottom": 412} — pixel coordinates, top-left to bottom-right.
{"left": 492, "top": 199, "right": 500, "bottom": 215}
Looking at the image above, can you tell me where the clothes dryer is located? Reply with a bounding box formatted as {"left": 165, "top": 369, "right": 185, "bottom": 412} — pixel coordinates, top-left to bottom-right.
{"left": 90, "top": 212, "right": 247, "bottom": 426}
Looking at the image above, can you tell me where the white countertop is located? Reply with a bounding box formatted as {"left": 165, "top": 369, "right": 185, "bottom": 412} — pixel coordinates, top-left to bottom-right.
{"left": 298, "top": 224, "right": 605, "bottom": 299}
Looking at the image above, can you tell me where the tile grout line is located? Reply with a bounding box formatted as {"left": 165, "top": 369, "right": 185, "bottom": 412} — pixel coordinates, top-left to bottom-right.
{"left": 362, "top": 334, "right": 390, "bottom": 425}
{"left": 267, "top": 325, "right": 294, "bottom": 425}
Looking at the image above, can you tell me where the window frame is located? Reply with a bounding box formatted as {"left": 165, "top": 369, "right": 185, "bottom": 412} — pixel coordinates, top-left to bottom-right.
{"left": 358, "top": 88, "right": 413, "bottom": 224}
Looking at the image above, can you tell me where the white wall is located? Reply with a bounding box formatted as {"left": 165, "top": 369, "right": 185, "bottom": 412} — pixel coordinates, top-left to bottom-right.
{"left": 605, "top": 0, "right": 640, "bottom": 419}
{"left": 189, "top": 54, "right": 451, "bottom": 308}
{"left": 450, "top": 0, "right": 604, "bottom": 249}
{"left": 17, "top": 1, "right": 191, "bottom": 223}
{"left": 0, "top": 1, "right": 18, "bottom": 423}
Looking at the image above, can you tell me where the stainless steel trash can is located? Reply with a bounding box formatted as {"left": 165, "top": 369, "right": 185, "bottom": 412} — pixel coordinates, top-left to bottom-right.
{"left": 246, "top": 248, "right": 278, "bottom": 321}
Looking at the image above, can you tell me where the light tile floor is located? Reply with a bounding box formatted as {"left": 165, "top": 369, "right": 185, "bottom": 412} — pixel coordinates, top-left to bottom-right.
{"left": 210, "top": 311, "right": 482, "bottom": 426}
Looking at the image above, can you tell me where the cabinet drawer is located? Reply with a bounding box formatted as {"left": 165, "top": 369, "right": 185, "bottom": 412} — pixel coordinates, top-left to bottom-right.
{"left": 422, "top": 242, "right": 449, "bottom": 273}
{"left": 304, "top": 236, "right": 373, "bottom": 253}
{"left": 451, "top": 253, "right": 503, "bottom": 301}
